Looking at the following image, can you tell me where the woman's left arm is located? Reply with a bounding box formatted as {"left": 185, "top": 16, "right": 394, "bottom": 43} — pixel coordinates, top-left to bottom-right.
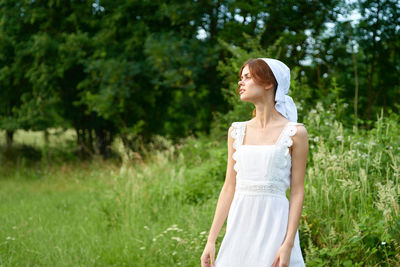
{"left": 284, "top": 125, "right": 309, "bottom": 246}
{"left": 272, "top": 125, "right": 309, "bottom": 267}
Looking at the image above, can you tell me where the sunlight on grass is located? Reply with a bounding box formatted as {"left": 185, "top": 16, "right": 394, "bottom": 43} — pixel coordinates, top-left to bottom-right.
{"left": 0, "top": 104, "right": 399, "bottom": 266}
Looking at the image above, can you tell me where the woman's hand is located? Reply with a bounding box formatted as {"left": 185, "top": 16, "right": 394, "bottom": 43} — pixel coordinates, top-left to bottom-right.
{"left": 271, "top": 243, "right": 292, "bottom": 267}
{"left": 200, "top": 241, "right": 216, "bottom": 267}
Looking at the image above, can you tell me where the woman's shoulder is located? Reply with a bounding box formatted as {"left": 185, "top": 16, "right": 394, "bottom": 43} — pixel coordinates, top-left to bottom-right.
{"left": 289, "top": 122, "right": 308, "bottom": 143}
{"left": 287, "top": 121, "right": 306, "bottom": 133}
{"left": 288, "top": 121, "right": 305, "bottom": 126}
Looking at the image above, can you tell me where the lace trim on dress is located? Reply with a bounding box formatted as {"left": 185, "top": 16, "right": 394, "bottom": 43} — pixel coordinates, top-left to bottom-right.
{"left": 230, "top": 122, "right": 245, "bottom": 172}
{"left": 235, "top": 179, "right": 286, "bottom": 196}
{"left": 276, "top": 122, "right": 304, "bottom": 148}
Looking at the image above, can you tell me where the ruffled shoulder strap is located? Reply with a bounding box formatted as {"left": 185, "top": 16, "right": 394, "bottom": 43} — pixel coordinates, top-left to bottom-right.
{"left": 276, "top": 122, "right": 304, "bottom": 147}
{"left": 230, "top": 121, "right": 246, "bottom": 150}
{"left": 230, "top": 121, "right": 246, "bottom": 173}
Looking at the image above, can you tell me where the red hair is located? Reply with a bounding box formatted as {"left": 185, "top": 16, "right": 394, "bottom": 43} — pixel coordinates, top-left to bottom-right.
{"left": 236, "top": 59, "right": 278, "bottom": 118}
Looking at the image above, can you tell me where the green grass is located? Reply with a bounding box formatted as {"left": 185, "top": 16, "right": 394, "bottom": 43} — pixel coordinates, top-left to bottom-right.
{"left": 0, "top": 105, "right": 399, "bottom": 266}
{"left": 0, "top": 140, "right": 223, "bottom": 266}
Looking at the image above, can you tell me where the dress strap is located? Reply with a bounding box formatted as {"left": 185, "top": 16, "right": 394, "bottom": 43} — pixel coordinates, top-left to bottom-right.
{"left": 230, "top": 122, "right": 246, "bottom": 173}
{"left": 275, "top": 122, "right": 304, "bottom": 147}
{"left": 230, "top": 122, "right": 246, "bottom": 150}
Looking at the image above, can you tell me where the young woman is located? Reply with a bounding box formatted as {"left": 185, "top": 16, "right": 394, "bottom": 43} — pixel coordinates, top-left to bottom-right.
{"left": 200, "top": 58, "right": 308, "bottom": 267}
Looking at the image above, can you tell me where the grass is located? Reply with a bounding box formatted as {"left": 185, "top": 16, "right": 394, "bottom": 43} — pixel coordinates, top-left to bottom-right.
{"left": 0, "top": 104, "right": 399, "bottom": 266}
{"left": 0, "top": 137, "right": 222, "bottom": 266}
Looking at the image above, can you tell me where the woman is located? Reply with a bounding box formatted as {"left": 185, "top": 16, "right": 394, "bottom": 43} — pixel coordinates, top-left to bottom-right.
{"left": 200, "top": 58, "right": 308, "bottom": 267}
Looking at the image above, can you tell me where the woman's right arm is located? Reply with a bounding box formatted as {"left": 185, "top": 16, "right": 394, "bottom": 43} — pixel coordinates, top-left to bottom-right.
{"left": 201, "top": 126, "right": 237, "bottom": 266}
{"left": 206, "top": 125, "right": 237, "bottom": 243}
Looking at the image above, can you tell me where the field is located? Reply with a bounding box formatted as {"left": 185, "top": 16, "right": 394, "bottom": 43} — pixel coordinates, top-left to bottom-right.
{"left": 0, "top": 106, "right": 399, "bottom": 266}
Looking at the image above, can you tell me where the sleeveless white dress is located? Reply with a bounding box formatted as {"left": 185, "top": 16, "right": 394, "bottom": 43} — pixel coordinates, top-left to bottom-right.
{"left": 214, "top": 121, "right": 306, "bottom": 267}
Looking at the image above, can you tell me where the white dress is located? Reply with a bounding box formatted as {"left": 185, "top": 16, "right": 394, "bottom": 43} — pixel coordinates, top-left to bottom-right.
{"left": 214, "top": 121, "right": 306, "bottom": 267}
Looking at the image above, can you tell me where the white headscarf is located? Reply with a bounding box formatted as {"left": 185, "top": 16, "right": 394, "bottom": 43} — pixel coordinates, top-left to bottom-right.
{"left": 258, "top": 58, "right": 298, "bottom": 122}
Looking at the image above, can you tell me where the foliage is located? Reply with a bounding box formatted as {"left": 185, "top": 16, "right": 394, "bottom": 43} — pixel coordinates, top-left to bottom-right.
{"left": 5, "top": 0, "right": 399, "bottom": 156}
{"left": 1, "top": 95, "right": 399, "bottom": 265}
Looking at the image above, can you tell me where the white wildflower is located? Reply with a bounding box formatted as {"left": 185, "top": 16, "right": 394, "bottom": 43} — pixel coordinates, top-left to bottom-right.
{"left": 144, "top": 225, "right": 149, "bottom": 230}
{"left": 140, "top": 246, "right": 146, "bottom": 250}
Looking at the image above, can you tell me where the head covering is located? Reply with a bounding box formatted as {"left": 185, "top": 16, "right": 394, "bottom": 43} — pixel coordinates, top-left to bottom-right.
{"left": 258, "top": 58, "right": 298, "bottom": 122}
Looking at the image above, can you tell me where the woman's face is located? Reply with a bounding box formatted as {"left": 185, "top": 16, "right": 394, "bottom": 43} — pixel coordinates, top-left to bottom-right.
{"left": 237, "top": 65, "right": 266, "bottom": 102}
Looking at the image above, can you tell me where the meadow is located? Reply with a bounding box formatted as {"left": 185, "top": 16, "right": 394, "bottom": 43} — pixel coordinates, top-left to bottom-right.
{"left": 0, "top": 102, "right": 399, "bottom": 266}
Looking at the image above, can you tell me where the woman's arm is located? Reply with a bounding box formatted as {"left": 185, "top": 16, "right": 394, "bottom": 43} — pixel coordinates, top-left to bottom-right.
{"left": 283, "top": 125, "right": 309, "bottom": 247}
{"left": 206, "top": 126, "right": 237, "bottom": 244}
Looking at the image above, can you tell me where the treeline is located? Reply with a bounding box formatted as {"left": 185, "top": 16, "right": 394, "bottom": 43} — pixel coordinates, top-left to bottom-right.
{"left": 0, "top": 0, "right": 399, "bottom": 157}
